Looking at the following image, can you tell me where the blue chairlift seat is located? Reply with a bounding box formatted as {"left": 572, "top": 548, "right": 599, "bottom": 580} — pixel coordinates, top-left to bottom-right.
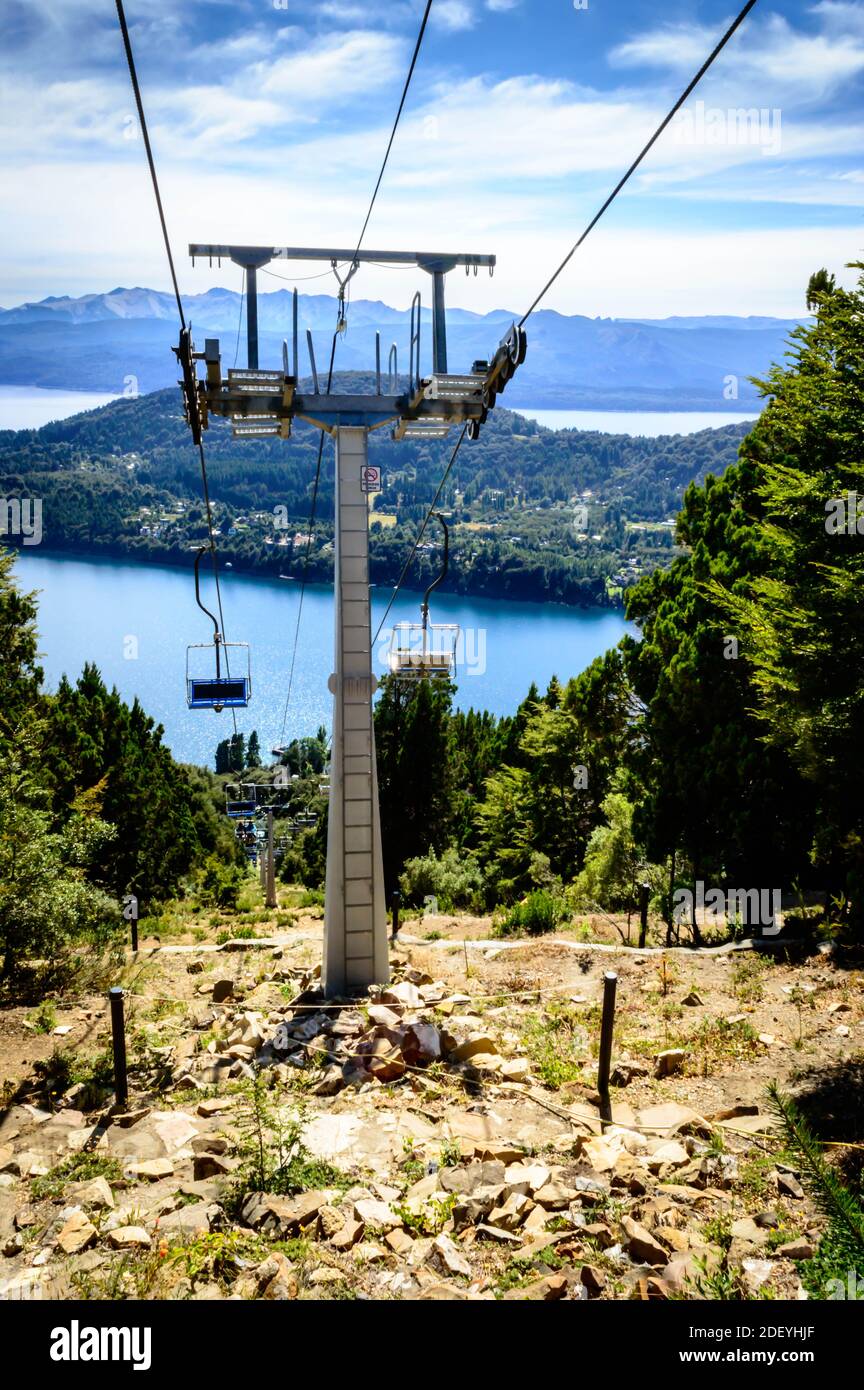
{"left": 186, "top": 640, "right": 251, "bottom": 711}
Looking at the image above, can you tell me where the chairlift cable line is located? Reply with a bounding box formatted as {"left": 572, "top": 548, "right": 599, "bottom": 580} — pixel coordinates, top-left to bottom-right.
{"left": 261, "top": 264, "right": 351, "bottom": 285}
{"left": 518, "top": 0, "right": 759, "bottom": 327}
{"left": 374, "top": 0, "right": 759, "bottom": 645}
{"left": 115, "top": 0, "right": 237, "bottom": 729}
{"left": 372, "top": 425, "right": 466, "bottom": 646}
{"left": 342, "top": 0, "right": 435, "bottom": 323}
{"left": 232, "top": 269, "right": 246, "bottom": 370}
{"left": 115, "top": 0, "right": 186, "bottom": 329}
{"left": 277, "top": 331, "right": 339, "bottom": 747}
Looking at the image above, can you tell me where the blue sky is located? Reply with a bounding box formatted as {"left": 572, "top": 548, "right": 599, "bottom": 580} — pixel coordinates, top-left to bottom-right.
{"left": 0, "top": 0, "right": 862, "bottom": 316}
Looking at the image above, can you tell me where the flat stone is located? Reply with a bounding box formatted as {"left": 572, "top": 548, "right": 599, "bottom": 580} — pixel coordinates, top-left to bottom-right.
{"left": 242, "top": 1190, "right": 333, "bottom": 1236}
{"left": 621, "top": 1215, "right": 667, "bottom": 1266}
{"left": 474, "top": 1223, "right": 523, "bottom": 1244}
{"left": 192, "top": 1153, "right": 235, "bottom": 1181}
{"left": 70, "top": 1177, "right": 115, "bottom": 1210}
{"left": 503, "top": 1273, "right": 568, "bottom": 1301}
{"left": 439, "top": 1161, "right": 505, "bottom": 1196}
{"left": 403, "top": 1022, "right": 442, "bottom": 1064}
{"left": 720, "top": 1113, "right": 778, "bottom": 1136}
{"left": 742, "top": 1258, "right": 775, "bottom": 1293}
{"left": 57, "top": 1211, "right": 97, "bottom": 1255}
{"left": 308, "top": 1266, "right": 344, "bottom": 1286}
{"left": 107, "top": 1226, "right": 151, "bottom": 1250}
{"left": 637, "top": 1103, "right": 709, "bottom": 1137}
{"left": 775, "top": 1238, "right": 815, "bottom": 1260}
{"left": 582, "top": 1136, "right": 621, "bottom": 1173}
{"left": 730, "top": 1217, "right": 769, "bottom": 1248}
{"left": 533, "top": 1183, "right": 577, "bottom": 1210}
{"left": 367, "top": 1004, "right": 402, "bottom": 1029}
{"left": 503, "top": 1162, "right": 551, "bottom": 1195}
{"left": 499, "top": 1058, "right": 531, "bottom": 1082}
{"left": 580, "top": 1264, "right": 607, "bottom": 1296}
{"left": 777, "top": 1171, "right": 805, "bottom": 1200}
{"left": 654, "top": 1049, "right": 686, "bottom": 1078}
{"left": 487, "top": 1192, "right": 532, "bottom": 1231}
{"left": 196, "top": 1098, "right": 236, "bottom": 1117}
{"left": 353, "top": 1198, "right": 398, "bottom": 1231}
{"left": 380, "top": 981, "right": 423, "bottom": 1011}
{"left": 111, "top": 1107, "right": 151, "bottom": 1129}
{"left": 330, "top": 1219, "right": 364, "bottom": 1251}
{"left": 433, "top": 1233, "right": 472, "bottom": 1277}
{"left": 157, "top": 1202, "right": 213, "bottom": 1237}
{"left": 647, "top": 1141, "right": 689, "bottom": 1171}
{"left": 449, "top": 1035, "right": 498, "bottom": 1063}
{"left": 127, "top": 1158, "right": 175, "bottom": 1181}
{"left": 353, "top": 1242, "right": 389, "bottom": 1263}
{"left": 385, "top": 1227, "right": 414, "bottom": 1255}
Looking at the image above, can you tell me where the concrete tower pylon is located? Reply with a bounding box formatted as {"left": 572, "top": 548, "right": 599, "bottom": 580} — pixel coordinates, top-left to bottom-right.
{"left": 323, "top": 425, "right": 389, "bottom": 996}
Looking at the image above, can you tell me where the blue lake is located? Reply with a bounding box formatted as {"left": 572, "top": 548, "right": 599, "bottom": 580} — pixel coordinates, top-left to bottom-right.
{"left": 13, "top": 552, "right": 633, "bottom": 768}
{"left": 516, "top": 407, "right": 760, "bottom": 436}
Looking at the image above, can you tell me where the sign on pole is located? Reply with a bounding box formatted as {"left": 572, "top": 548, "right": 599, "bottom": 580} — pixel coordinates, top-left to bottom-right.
{"left": 361, "top": 465, "right": 382, "bottom": 494}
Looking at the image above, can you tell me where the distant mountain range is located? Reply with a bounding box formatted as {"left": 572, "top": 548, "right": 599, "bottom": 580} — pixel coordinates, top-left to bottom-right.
{"left": 0, "top": 286, "right": 801, "bottom": 410}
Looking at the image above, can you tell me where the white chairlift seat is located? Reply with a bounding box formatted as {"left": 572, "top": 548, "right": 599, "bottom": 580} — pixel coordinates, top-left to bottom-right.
{"left": 392, "top": 418, "right": 451, "bottom": 442}
{"left": 231, "top": 414, "right": 291, "bottom": 440}
{"left": 388, "top": 621, "right": 459, "bottom": 680}
{"left": 186, "top": 641, "right": 251, "bottom": 710}
{"left": 423, "top": 373, "right": 486, "bottom": 402}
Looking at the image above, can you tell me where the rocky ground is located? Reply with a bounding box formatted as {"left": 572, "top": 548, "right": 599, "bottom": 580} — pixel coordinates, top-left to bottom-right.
{"left": 0, "top": 904, "right": 861, "bottom": 1303}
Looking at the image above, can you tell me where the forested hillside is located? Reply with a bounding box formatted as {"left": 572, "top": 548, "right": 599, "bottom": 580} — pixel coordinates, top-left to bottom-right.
{"left": 0, "top": 385, "right": 748, "bottom": 606}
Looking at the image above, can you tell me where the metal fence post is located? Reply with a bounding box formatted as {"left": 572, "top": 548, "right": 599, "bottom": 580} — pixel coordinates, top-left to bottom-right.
{"left": 109, "top": 987, "right": 128, "bottom": 1110}
{"left": 597, "top": 971, "right": 618, "bottom": 1097}
{"left": 638, "top": 881, "right": 650, "bottom": 949}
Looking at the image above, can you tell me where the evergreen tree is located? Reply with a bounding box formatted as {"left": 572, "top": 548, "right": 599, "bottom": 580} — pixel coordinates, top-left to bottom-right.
{"left": 46, "top": 665, "right": 204, "bottom": 905}
{"left": 0, "top": 548, "right": 42, "bottom": 727}
{"left": 229, "top": 732, "right": 246, "bottom": 773}
{"left": 713, "top": 267, "right": 864, "bottom": 926}
{"left": 215, "top": 737, "right": 232, "bottom": 775}
{"left": 246, "top": 730, "right": 261, "bottom": 769}
{"left": 0, "top": 727, "right": 118, "bottom": 980}
{"left": 374, "top": 675, "right": 455, "bottom": 892}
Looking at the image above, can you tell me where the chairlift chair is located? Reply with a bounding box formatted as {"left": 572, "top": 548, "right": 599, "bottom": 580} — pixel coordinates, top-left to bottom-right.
{"left": 186, "top": 547, "right": 251, "bottom": 711}
{"left": 388, "top": 512, "right": 459, "bottom": 681}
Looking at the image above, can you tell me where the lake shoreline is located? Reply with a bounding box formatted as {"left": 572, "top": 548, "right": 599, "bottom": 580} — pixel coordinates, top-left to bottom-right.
{"left": 13, "top": 550, "right": 634, "bottom": 766}
{"left": 8, "top": 538, "right": 628, "bottom": 612}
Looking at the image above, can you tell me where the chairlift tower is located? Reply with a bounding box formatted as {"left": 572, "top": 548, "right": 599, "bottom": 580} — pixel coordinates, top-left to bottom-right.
{"left": 177, "top": 242, "right": 527, "bottom": 995}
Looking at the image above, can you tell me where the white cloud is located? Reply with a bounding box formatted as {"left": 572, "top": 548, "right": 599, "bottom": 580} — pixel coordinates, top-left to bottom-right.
{"left": 0, "top": 0, "right": 861, "bottom": 324}
{"left": 432, "top": 2, "right": 476, "bottom": 33}
{"left": 609, "top": 10, "right": 864, "bottom": 104}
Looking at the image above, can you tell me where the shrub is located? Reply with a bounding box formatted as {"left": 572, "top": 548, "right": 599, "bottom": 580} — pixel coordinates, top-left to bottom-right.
{"left": 196, "top": 855, "right": 245, "bottom": 909}
{"left": 494, "top": 889, "right": 567, "bottom": 937}
{"left": 399, "top": 847, "right": 484, "bottom": 913}
{"left": 0, "top": 747, "right": 121, "bottom": 982}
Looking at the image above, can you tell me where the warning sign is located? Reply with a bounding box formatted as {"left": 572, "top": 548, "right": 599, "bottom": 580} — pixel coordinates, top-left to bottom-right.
{"left": 361, "top": 465, "right": 382, "bottom": 494}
